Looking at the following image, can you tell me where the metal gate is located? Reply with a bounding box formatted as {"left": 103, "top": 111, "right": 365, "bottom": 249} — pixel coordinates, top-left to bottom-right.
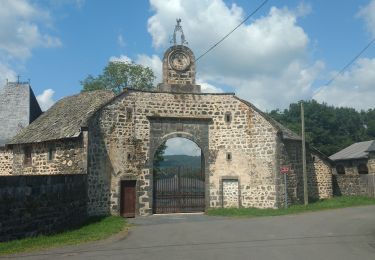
{"left": 153, "top": 166, "right": 205, "bottom": 213}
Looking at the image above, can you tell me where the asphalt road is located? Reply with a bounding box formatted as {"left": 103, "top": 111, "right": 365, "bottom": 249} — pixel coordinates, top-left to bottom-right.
{"left": 3, "top": 206, "right": 375, "bottom": 260}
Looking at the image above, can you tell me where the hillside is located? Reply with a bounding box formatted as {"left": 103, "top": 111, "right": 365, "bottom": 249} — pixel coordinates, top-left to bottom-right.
{"left": 156, "top": 155, "right": 201, "bottom": 168}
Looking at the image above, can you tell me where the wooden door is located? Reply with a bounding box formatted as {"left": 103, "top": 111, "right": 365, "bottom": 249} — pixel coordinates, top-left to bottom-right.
{"left": 120, "top": 180, "right": 136, "bottom": 218}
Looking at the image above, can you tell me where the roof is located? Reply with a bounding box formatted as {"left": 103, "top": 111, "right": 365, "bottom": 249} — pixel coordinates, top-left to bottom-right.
{"left": 329, "top": 140, "right": 374, "bottom": 161}
{"left": 8, "top": 90, "right": 115, "bottom": 145}
{"left": 366, "top": 141, "right": 375, "bottom": 152}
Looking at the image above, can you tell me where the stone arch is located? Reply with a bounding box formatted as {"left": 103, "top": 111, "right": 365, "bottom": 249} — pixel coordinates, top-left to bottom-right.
{"left": 147, "top": 117, "right": 211, "bottom": 213}
{"left": 150, "top": 131, "right": 206, "bottom": 164}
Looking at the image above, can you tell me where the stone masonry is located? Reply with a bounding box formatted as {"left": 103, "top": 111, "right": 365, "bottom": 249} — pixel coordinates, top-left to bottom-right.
{"left": 0, "top": 147, "right": 13, "bottom": 175}
{"left": 8, "top": 135, "right": 87, "bottom": 176}
{"left": 87, "top": 90, "right": 282, "bottom": 216}
{"left": 0, "top": 82, "right": 42, "bottom": 146}
{"left": 222, "top": 179, "right": 239, "bottom": 208}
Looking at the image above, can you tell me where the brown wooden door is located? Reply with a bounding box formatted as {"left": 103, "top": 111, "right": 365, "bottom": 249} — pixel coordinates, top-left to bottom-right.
{"left": 120, "top": 180, "right": 136, "bottom": 218}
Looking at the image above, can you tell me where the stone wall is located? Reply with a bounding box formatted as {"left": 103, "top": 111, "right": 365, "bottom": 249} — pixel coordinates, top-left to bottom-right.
{"left": 279, "top": 141, "right": 332, "bottom": 206}
{"left": 0, "top": 174, "right": 87, "bottom": 242}
{"left": 309, "top": 152, "right": 333, "bottom": 199}
{"left": 367, "top": 152, "right": 375, "bottom": 174}
{"left": 87, "top": 91, "right": 280, "bottom": 216}
{"left": 332, "top": 175, "right": 360, "bottom": 196}
{"left": 222, "top": 178, "right": 239, "bottom": 208}
{"left": 10, "top": 135, "right": 87, "bottom": 175}
{"left": 0, "top": 147, "right": 13, "bottom": 175}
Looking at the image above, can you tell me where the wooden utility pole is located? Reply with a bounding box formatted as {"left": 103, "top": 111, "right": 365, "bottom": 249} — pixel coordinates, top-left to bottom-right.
{"left": 301, "top": 101, "right": 308, "bottom": 205}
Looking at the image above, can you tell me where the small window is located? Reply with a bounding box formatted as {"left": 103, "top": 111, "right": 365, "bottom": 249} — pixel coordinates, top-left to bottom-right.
{"left": 126, "top": 108, "right": 133, "bottom": 122}
{"left": 336, "top": 164, "right": 345, "bottom": 175}
{"left": 24, "top": 146, "right": 32, "bottom": 166}
{"left": 357, "top": 163, "right": 368, "bottom": 174}
{"left": 226, "top": 152, "right": 232, "bottom": 161}
{"left": 225, "top": 112, "right": 232, "bottom": 123}
{"left": 127, "top": 153, "right": 132, "bottom": 161}
{"left": 48, "top": 146, "right": 55, "bottom": 161}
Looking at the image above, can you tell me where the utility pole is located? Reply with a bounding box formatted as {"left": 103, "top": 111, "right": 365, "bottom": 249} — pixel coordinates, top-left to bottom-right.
{"left": 301, "top": 101, "right": 308, "bottom": 205}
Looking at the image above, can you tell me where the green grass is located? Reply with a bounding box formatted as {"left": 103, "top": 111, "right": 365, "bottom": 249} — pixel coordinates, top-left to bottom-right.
{"left": 207, "top": 196, "right": 375, "bottom": 217}
{"left": 0, "top": 216, "right": 127, "bottom": 256}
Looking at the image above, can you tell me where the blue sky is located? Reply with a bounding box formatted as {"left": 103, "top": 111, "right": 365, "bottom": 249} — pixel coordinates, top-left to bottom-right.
{"left": 1, "top": 0, "right": 375, "bottom": 112}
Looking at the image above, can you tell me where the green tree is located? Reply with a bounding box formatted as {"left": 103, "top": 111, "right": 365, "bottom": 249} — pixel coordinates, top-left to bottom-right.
{"left": 153, "top": 141, "right": 167, "bottom": 174}
{"left": 268, "top": 100, "right": 372, "bottom": 156}
{"left": 81, "top": 61, "right": 156, "bottom": 93}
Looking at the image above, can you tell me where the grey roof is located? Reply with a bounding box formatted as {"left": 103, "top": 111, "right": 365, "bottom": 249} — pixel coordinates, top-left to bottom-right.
{"left": 8, "top": 90, "right": 115, "bottom": 145}
{"left": 329, "top": 140, "right": 374, "bottom": 161}
{"left": 366, "top": 141, "right": 375, "bottom": 152}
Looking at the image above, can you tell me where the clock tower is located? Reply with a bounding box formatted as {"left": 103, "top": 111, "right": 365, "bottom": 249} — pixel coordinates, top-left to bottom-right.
{"left": 157, "top": 19, "right": 201, "bottom": 93}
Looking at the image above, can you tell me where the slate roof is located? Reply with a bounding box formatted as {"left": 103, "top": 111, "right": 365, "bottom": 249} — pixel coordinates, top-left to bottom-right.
{"left": 329, "top": 140, "right": 375, "bottom": 161}
{"left": 8, "top": 90, "right": 115, "bottom": 145}
{"left": 366, "top": 141, "right": 375, "bottom": 152}
{"left": 8, "top": 88, "right": 301, "bottom": 145}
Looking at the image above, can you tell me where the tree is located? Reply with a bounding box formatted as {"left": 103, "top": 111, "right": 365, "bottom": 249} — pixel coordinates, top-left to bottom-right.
{"left": 81, "top": 61, "right": 156, "bottom": 94}
{"left": 268, "top": 100, "right": 373, "bottom": 156}
{"left": 153, "top": 141, "right": 167, "bottom": 174}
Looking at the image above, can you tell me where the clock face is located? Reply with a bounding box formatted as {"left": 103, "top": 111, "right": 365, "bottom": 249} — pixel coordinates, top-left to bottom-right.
{"left": 169, "top": 51, "right": 190, "bottom": 71}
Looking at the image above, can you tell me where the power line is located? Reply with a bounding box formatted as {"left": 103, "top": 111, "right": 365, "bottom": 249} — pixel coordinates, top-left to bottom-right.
{"left": 324, "top": 38, "right": 375, "bottom": 87}
{"left": 195, "top": 0, "right": 269, "bottom": 62}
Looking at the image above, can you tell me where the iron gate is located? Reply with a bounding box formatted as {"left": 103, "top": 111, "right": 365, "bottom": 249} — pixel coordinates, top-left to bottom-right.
{"left": 153, "top": 166, "right": 205, "bottom": 213}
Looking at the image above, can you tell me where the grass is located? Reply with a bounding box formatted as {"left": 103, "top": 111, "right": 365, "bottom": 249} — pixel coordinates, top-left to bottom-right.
{"left": 0, "top": 216, "right": 127, "bottom": 256}
{"left": 207, "top": 196, "right": 375, "bottom": 217}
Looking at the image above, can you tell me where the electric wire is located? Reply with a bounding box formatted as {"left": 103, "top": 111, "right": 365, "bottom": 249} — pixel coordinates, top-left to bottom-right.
{"left": 195, "top": 0, "right": 269, "bottom": 62}
{"left": 313, "top": 37, "right": 375, "bottom": 97}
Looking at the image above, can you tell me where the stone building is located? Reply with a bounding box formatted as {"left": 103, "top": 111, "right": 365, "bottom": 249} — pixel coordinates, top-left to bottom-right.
{"left": 330, "top": 140, "right": 375, "bottom": 175}
{"left": 0, "top": 82, "right": 42, "bottom": 175}
{"left": 1, "top": 22, "right": 333, "bottom": 218}
{"left": 329, "top": 140, "right": 375, "bottom": 197}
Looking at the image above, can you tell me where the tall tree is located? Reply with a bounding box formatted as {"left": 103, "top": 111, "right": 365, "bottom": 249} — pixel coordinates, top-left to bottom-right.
{"left": 81, "top": 61, "right": 155, "bottom": 93}
{"left": 268, "top": 100, "right": 375, "bottom": 156}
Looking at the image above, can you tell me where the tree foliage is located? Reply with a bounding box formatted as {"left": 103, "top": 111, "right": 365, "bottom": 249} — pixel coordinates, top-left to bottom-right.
{"left": 268, "top": 100, "right": 375, "bottom": 156}
{"left": 153, "top": 141, "right": 167, "bottom": 174}
{"left": 81, "top": 61, "right": 156, "bottom": 94}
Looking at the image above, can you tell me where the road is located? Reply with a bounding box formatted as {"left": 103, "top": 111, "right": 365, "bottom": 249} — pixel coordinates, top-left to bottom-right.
{"left": 3, "top": 206, "right": 375, "bottom": 260}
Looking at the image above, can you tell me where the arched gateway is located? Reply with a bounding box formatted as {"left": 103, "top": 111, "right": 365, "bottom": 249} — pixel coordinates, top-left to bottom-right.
{"left": 149, "top": 126, "right": 209, "bottom": 213}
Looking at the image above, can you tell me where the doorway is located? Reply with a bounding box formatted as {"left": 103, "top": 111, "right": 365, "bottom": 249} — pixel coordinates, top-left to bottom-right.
{"left": 120, "top": 180, "right": 136, "bottom": 218}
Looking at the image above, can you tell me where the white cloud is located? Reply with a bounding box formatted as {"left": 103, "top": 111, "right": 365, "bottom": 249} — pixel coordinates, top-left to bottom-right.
{"left": 0, "top": 0, "right": 61, "bottom": 60}
{"left": 147, "top": 0, "right": 323, "bottom": 110}
{"left": 136, "top": 54, "right": 162, "bottom": 84}
{"left": 109, "top": 54, "right": 163, "bottom": 85}
{"left": 165, "top": 137, "right": 201, "bottom": 156}
{"left": 197, "top": 80, "right": 223, "bottom": 93}
{"left": 358, "top": 0, "right": 375, "bottom": 37}
{"left": 314, "top": 58, "right": 375, "bottom": 110}
{"left": 48, "top": 0, "right": 86, "bottom": 9}
{"left": 117, "top": 34, "right": 126, "bottom": 47}
{"left": 36, "top": 88, "right": 55, "bottom": 111}
{"left": 109, "top": 55, "right": 132, "bottom": 63}
{"left": 0, "top": 63, "right": 17, "bottom": 87}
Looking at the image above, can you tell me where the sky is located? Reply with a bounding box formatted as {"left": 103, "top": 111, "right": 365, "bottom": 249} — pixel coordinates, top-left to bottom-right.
{"left": 1, "top": 0, "right": 375, "bottom": 114}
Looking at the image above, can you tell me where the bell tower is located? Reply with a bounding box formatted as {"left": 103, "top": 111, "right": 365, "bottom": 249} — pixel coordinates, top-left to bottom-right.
{"left": 157, "top": 19, "right": 201, "bottom": 93}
